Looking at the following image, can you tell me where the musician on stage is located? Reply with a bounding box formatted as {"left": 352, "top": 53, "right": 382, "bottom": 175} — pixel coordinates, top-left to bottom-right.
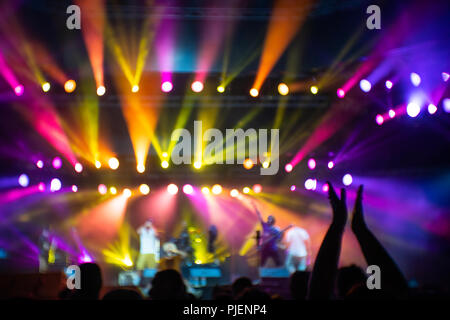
{"left": 136, "top": 219, "right": 160, "bottom": 270}
{"left": 252, "top": 202, "right": 283, "bottom": 267}
{"left": 284, "top": 225, "right": 311, "bottom": 273}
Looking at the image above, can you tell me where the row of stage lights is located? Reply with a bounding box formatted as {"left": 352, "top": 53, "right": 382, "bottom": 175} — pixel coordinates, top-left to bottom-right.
{"left": 290, "top": 173, "right": 353, "bottom": 194}
{"left": 14, "top": 72, "right": 448, "bottom": 98}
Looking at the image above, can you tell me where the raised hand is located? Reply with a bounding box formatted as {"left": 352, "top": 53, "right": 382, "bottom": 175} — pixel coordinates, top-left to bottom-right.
{"left": 327, "top": 181, "right": 348, "bottom": 228}
{"left": 351, "top": 185, "right": 367, "bottom": 233}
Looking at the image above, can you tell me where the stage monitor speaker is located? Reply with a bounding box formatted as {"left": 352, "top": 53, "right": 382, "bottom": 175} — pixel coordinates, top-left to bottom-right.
{"left": 188, "top": 266, "right": 222, "bottom": 287}
{"left": 259, "top": 267, "right": 290, "bottom": 278}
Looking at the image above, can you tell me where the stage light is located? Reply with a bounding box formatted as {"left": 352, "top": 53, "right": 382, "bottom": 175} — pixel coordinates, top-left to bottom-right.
{"left": 212, "top": 184, "right": 222, "bottom": 195}
{"left": 191, "top": 81, "right": 203, "bottom": 93}
{"left": 161, "top": 81, "right": 173, "bottom": 93}
{"left": 123, "top": 188, "right": 132, "bottom": 198}
{"left": 110, "top": 187, "right": 117, "bottom": 195}
{"left": 410, "top": 72, "right": 421, "bottom": 86}
{"left": 249, "top": 88, "right": 259, "bottom": 97}
{"left": 108, "top": 157, "right": 119, "bottom": 170}
{"left": 162, "top": 152, "right": 168, "bottom": 158}
{"left": 385, "top": 80, "right": 393, "bottom": 89}
{"left": 52, "top": 157, "right": 62, "bottom": 169}
{"left": 327, "top": 161, "right": 335, "bottom": 169}
{"left": 50, "top": 178, "right": 62, "bottom": 192}
{"left": 96, "top": 86, "right": 106, "bottom": 96}
{"left": 42, "top": 82, "right": 51, "bottom": 92}
{"left": 167, "top": 184, "right": 178, "bottom": 195}
{"left": 407, "top": 102, "right": 421, "bottom": 118}
{"left": 443, "top": 98, "right": 450, "bottom": 113}
{"left": 123, "top": 256, "right": 133, "bottom": 267}
{"left": 193, "top": 161, "right": 202, "bottom": 169}
{"left": 304, "top": 179, "right": 317, "bottom": 191}
{"left": 95, "top": 160, "right": 101, "bottom": 169}
{"left": 285, "top": 163, "right": 293, "bottom": 173}
{"left": 262, "top": 161, "right": 270, "bottom": 169}
{"left": 322, "top": 184, "right": 329, "bottom": 192}
{"left": 18, "top": 174, "right": 29, "bottom": 187}
{"left": 442, "top": 72, "right": 449, "bottom": 82}
{"left": 38, "top": 182, "right": 45, "bottom": 192}
{"left": 132, "top": 85, "right": 139, "bottom": 93}
{"left": 290, "top": 185, "right": 296, "bottom": 192}
{"left": 74, "top": 162, "right": 83, "bottom": 173}
{"left": 14, "top": 85, "right": 24, "bottom": 96}
{"left": 427, "top": 104, "right": 437, "bottom": 115}
{"left": 183, "top": 184, "right": 193, "bottom": 195}
{"left": 161, "top": 160, "right": 169, "bottom": 169}
{"left": 252, "top": 184, "right": 262, "bottom": 194}
{"left": 310, "top": 86, "right": 318, "bottom": 95}
{"left": 98, "top": 184, "right": 107, "bottom": 195}
{"left": 72, "top": 185, "right": 78, "bottom": 192}
{"left": 342, "top": 174, "right": 353, "bottom": 186}
{"left": 307, "top": 158, "right": 316, "bottom": 170}
{"left": 243, "top": 158, "right": 254, "bottom": 170}
{"left": 201, "top": 187, "right": 210, "bottom": 195}
{"left": 36, "top": 160, "right": 44, "bottom": 169}
{"left": 217, "top": 85, "right": 225, "bottom": 93}
{"left": 278, "top": 83, "right": 289, "bottom": 95}
{"left": 64, "top": 80, "right": 76, "bottom": 93}
{"left": 137, "top": 164, "right": 145, "bottom": 173}
{"left": 243, "top": 187, "right": 251, "bottom": 194}
{"left": 140, "top": 184, "right": 150, "bottom": 195}
{"left": 230, "top": 189, "right": 239, "bottom": 197}
{"left": 337, "top": 88, "right": 345, "bottom": 98}
{"left": 376, "top": 114, "right": 384, "bottom": 125}
{"left": 359, "top": 79, "right": 371, "bottom": 93}
{"left": 388, "top": 109, "right": 396, "bottom": 118}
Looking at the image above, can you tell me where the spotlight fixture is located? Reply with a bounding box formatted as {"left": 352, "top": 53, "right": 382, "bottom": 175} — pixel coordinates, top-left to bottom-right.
{"left": 98, "top": 184, "right": 107, "bottom": 195}
{"left": 42, "top": 82, "right": 51, "bottom": 92}
{"left": 406, "top": 102, "right": 420, "bottom": 118}
{"left": 342, "top": 174, "right": 353, "bottom": 186}
{"left": 201, "top": 187, "right": 210, "bottom": 195}
{"left": 50, "top": 178, "right": 62, "bottom": 192}
{"left": 18, "top": 174, "right": 29, "bottom": 187}
{"left": 191, "top": 81, "right": 203, "bottom": 93}
{"left": 137, "top": 164, "right": 145, "bottom": 173}
{"left": 310, "top": 86, "right": 318, "bottom": 94}
{"left": 249, "top": 88, "right": 259, "bottom": 97}
{"left": 132, "top": 85, "right": 139, "bottom": 93}
{"left": 14, "top": 85, "right": 24, "bottom": 96}
{"left": 64, "top": 80, "right": 76, "bottom": 93}
{"left": 375, "top": 114, "right": 384, "bottom": 125}
{"left": 161, "top": 160, "right": 169, "bottom": 169}
{"left": 337, "top": 88, "right": 345, "bottom": 98}
{"left": 359, "top": 79, "right": 371, "bottom": 93}
{"left": 230, "top": 189, "right": 239, "bottom": 197}
{"left": 212, "top": 184, "right": 222, "bottom": 195}
{"left": 285, "top": 163, "right": 293, "bottom": 173}
{"left": 161, "top": 81, "right": 173, "bottom": 93}
{"left": 243, "top": 158, "right": 254, "bottom": 170}
{"left": 110, "top": 187, "right": 117, "bottom": 195}
{"left": 183, "top": 184, "right": 193, "bottom": 195}
{"left": 96, "top": 86, "right": 106, "bottom": 96}
{"left": 278, "top": 83, "right": 289, "bottom": 96}
{"left": 139, "top": 184, "right": 150, "bottom": 195}
{"left": 410, "top": 72, "right": 421, "bottom": 87}
{"left": 74, "top": 162, "right": 83, "bottom": 173}
{"left": 108, "top": 157, "right": 119, "bottom": 170}
{"left": 52, "top": 157, "right": 62, "bottom": 169}
{"left": 307, "top": 158, "right": 316, "bottom": 170}
{"left": 167, "top": 184, "right": 178, "bottom": 195}
{"left": 217, "top": 85, "right": 225, "bottom": 93}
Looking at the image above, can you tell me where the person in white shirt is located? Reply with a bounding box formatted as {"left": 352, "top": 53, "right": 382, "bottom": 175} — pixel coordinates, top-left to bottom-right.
{"left": 284, "top": 226, "right": 311, "bottom": 273}
{"left": 136, "top": 219, "right": 160, "bottom": 270}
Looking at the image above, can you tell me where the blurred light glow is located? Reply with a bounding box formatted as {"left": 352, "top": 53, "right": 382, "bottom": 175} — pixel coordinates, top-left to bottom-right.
{"left": 322, "top": 184, "right": 329, "bottom": 192}
{"left": 96, "top": 86, "right": 106, "bottom": 96}
{"left": 201, "top": 187, "right": 210, "bottom": 195}
{"left": 427, "top": 104, "right": 437, "bottom": 115}
{"left": 72, "top": 185, "right": 78, "bottom": 192}
{"left": 359, "top": 79, "right": 371, "bottom": 93}
{"left": 140, "top": 184, "right": 150, "bottom": 195}
{"left": 310, "top": 86, "right": 318, "bottom": 95}
{"left": 52, "top": 157, "right": 62, "bottom": 169}
{"left": 18, "top": 174, "right": 29, "bottom": 187}
{"left": 327, "top": 161, "right": 334, "bottom": 169}
{"left": 36, "top": 160, "right": 44, "bottom": 169}
{"left": 123, "top": 188, "right": 132, "bottom": 198}
{"left": 443, "top": 98, "right": 450, "bottom": 113}
{"left": 95, "top": 160, "right": 102, "bottom": 169}
{"left": 410, "top": 72, "right": 421, "bottom": 86}
{"left": 38, "top": 182, "right": 45, "bottom": 192}
{"left": 110, "top": 187, "right": 117, "bottom": 195}
{"left": 304, "top": 179, "right": 316, "bottom": 190}
{"left": 262, "top": 161, "right": 270, "bottom": 169}
{"left": 285, "top": 163, "right": 293, "bottom": 173}
{"left": 212, "top": 184, "right": 222, "bottom": 195}
{"left": 50, "top": 178, "right": 62, "bottom": 192}
{"left": 137, "top": 164, "right": 145, "bottom": 173}
{"left": 442, "top": 72, "right": 450, "bottom": 82}
{"left": 74, "top": 162, "right": 83, "bottom": 173}
{"left": 64, "top": 80, "right": 76, "bottom": 93}
{"left": 191, "top": 81, "right": 203, "bottom": 93}
{"left": 337, "top": 88, "right": 345, "bottom": 98}
{"left": 217, "top": 86, "right": 225, "bottom": 93}
{"left": 98, "top": 184, "right": 107, "bottom": 195}
{"left": 243, "top": 158, "right": 254, "bottom": 170}
{"left": 132, "top": 85, "right": 139, "bottom": 93}
{"left": 161, "top": 81, "right": 173, "bottom": 93}
{"left": 42, "top": 82, "right": 51, "bottom": 92}
{"left": 108, "top": 157, "right": 119, "bottom": 170}
{"left": 230, "top": 189, "right": 239, "bottom": 197}
{"left": 278, "top": 83, "right": 289, "bottom": 95}
{"left": 342, "top": 174, "right": 353, "bottom": 186}
{"left": 407, "top": 102, "right": 421, "bottom": 118}
{"left": 376, "top": 114, "right": 384, "bottom": 125}
{"left": 162, "top": 152, "right": 168, "bottom": 158}
{"left": 243, "top": 187, "right": 251, "bottom": 194}
{"left": 183, "top": 184, "right": 193, "bottom": 195}
{"left": 252, "top": 184, "right": 262, "bottom": 194}
{"left": 167, "top": 184, "right": 178, "bottom": 195}
{"left": 388, "top": 109, "right": 396, "bottom": 118}
{"left": 14, "top": 85, "right": 24, "bottom": 96}
{"left": 307, "top": 158, "right": 316, "bottom": 170}
{"left": 385, "top": 80, "right": 393, "bottom": 89}
{"left": 290, "top": 185, "right": 296, "bottom": 192}
{"left": 249, "top": 88, "right": 259, "bottom": 97}
{"left": 161, "top": 160, "right": 169, "bottom": 169}
{"left": 193, "top": 161, "right": 202, "bottom": 169}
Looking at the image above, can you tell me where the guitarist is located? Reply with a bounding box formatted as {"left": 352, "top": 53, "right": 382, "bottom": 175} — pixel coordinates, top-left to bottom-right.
{"left": 252, "top": 202, "right": 287, "bottom": 267}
